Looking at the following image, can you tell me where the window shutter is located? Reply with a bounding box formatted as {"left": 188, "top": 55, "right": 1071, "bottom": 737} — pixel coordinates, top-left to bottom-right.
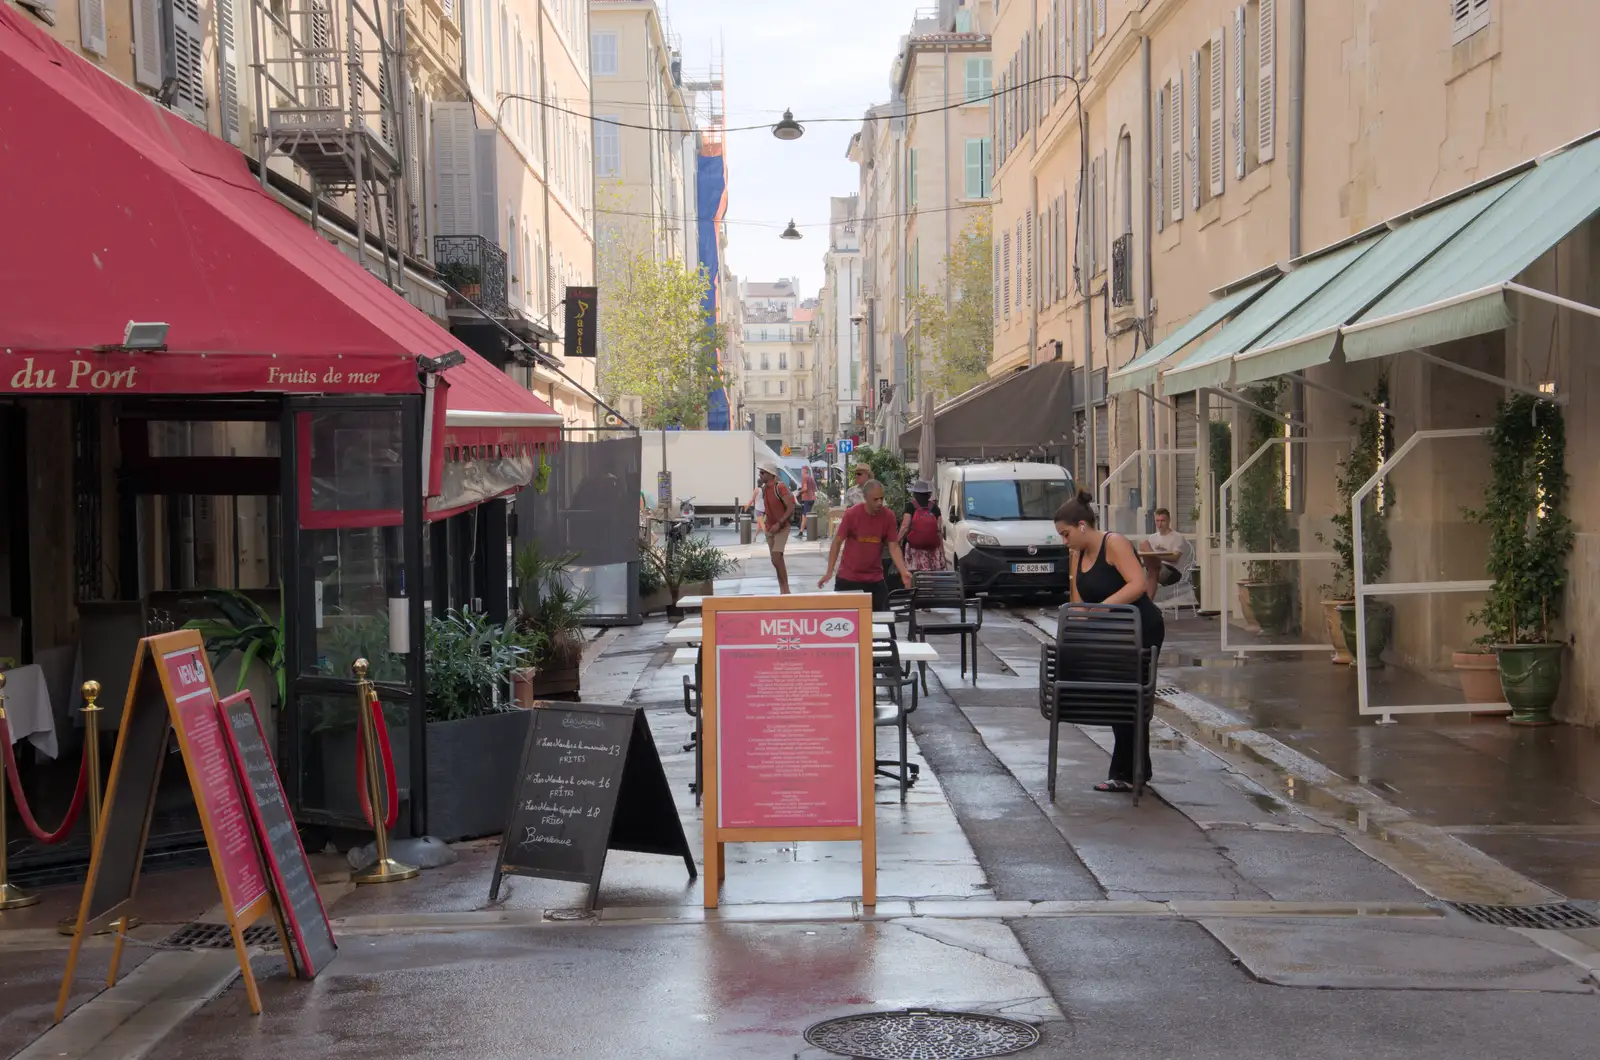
{"left": 432, "top": 102, "right": 477, "bottom": 236}
{"left": 215, "top": 0, "right": 242, "bottom": 144}
{"left": 1094, "top": 153, "right": 1107, "bottom": 273}
{"left": 1470, "top": 0, "right": 1491, "bottom": 33}
{"left": 994, "top": 241, "right": 1002, "bottom": 319}
{"left": 79, "top": 0, "right": 108, "bottom": 56}
{"left": 170, "top": 0, "right": 208, "bottom": 123}
{"left": 1450, "top": 0, "right": 1473, "bottom": 43}
{"left": 132, "top": 0, "right": 161, "bottom": 89}
{"left": 1025, "top": 209, "right": 1034, "bottom": 307}
{"left": 1258, "top": 0, "right": 1277, "bottom": 162}
{"left": 408, "top": 82, "right": 425, "bottom": 246}
{"left": 1188, "top": 50, "right": 1201, "bottom": 211}
{"left": 1003, "top": 230, "right": 1012, "bottom": 319}
{"left": 1169, "top": 73, "right": 1184, "bottom": 221}
{"left": 1209, "top": 29, "right": 1225, "bottom": 197}
{"left": 1015, "top": 219, "right": 1025, "bottom": 312}
{"left": 1075, "top": 0, "right": 1087, "bottom": 75}
{"left": 1095, "top": 0, "right": 1106, "bottom": 39}
{"left": 1064, "top": 0, "right": 1075, "bottom": 78}
{"left": 1153, "top": 87, "right": 1165, "bottom": 231}
{"left": 1233, "top": 7, "right": 1247, "bottom": 179}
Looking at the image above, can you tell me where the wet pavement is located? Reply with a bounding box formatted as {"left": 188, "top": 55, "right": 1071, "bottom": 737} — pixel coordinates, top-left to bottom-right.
{"left": 10, "top": 532, "right": 1600, "bottom": 1059}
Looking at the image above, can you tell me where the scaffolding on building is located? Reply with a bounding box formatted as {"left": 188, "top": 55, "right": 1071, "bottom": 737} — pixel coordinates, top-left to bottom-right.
{"left": 682, "top": 37, "right": 725, "bottom": 150}
{"left": 248, "top": 0, "right": 410, "bottom": 288}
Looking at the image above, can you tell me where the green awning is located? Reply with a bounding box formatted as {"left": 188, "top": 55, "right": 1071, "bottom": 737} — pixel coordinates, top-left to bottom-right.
{"left": 1232, "top": 176, "right": 1522, "bottom": 385}
{"left": 1343, "top": 135, "right": 1600, "bottom": 363}
{"left": 1106, "top": 276, "right": 1276, "bottom": 395}
{"left": 1162, "top": 238, "right": 1379, "bottom": 395}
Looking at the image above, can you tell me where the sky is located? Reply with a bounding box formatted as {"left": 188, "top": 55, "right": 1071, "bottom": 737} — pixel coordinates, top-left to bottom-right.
{"left": 661, "top": 0, "right": 927, "bottom": 297}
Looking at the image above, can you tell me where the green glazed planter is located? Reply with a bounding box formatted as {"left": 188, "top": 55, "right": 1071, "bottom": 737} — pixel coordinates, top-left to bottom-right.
{"left": 1336, "top": 601, "right": 1394, "bottom": 669}
{"left": 1244, "top": 581, "right": 1293, "bottom": 635}
{"left": 1495, "top": 643, "right": 1564, "bottom": 726}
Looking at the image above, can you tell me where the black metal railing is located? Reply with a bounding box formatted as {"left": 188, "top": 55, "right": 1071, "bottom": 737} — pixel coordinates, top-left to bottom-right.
{"left": 433, "top": 234, "right": 509, "bottom": 318}
{"left": 1111, "top": 233, "right": 1133, "bottom": 307}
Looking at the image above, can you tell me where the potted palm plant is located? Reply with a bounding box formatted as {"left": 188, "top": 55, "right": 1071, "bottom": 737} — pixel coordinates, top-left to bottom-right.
{"left": 1466, "top": 394, "right": 1574, "bottom": 725}
{"left": 1233, "top": 382, "right": 1296, "bottom": 635}
{"left": 1319, "top": 378, "right": 1395, "bottom": 667}
{"left": 639, "top": 534, "right": 736, "bottom": 615}
{"left": 515, "top": 541, "right": 594, "bottom": 701}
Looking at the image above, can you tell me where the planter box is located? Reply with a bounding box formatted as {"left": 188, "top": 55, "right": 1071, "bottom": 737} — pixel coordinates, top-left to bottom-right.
{"left": 424, "top": 709, "right": 533, "bottom": 842}
{"left": 640, "top": 587, "right": 672, "bottom": 615}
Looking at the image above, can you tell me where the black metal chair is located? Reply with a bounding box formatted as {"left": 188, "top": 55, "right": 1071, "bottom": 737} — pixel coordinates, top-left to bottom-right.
{"left": 682, "top": 660, "right": 704, "bottom": 806}
{"left": 908, "top": 571, "right": 984, "bottom": 690}
{"left": 1038, "top": 603, "right": 1158, "bottom": 805}
{"left": 872, "top": 637, "right": 920, "bottom": 799}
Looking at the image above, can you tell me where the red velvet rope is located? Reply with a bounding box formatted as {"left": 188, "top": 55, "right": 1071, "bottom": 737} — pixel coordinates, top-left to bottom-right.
{"left": 355, "top": 689, "right": 400, "bottom": 831}
{"left": 0, "top": 716, "right": 90, "bottom": 844}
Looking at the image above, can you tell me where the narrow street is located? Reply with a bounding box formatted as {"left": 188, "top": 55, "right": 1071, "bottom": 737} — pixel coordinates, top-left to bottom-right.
{"left": 8, "top": 535, "right": 1596, "bottom": 1060}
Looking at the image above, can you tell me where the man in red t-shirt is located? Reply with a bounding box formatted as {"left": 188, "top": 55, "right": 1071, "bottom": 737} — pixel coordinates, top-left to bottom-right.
{"left": 819, "top": 478, "right": 911, "bottom": 613}
{"left": 759, "top": 469, "right": 796, "bottom": 594}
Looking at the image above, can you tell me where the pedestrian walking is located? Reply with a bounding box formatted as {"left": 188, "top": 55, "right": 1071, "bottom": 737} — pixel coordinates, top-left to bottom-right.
{"left": 899, "top": 479, "right": 947, "bottom": 572}
{"left": 798, "top": 466, "right": 818, "bottom": 539}
{"left": 1054, "top": 490, "right": 1164, "bottom": 794}
{"left": 819, "top": 478, "right": 911, "bottom": 613}
{"left": 844, "top": 462, "right": 870, "bottom": 507}
{"left": 758, "top": 468, "right": 796, "bottom": 594}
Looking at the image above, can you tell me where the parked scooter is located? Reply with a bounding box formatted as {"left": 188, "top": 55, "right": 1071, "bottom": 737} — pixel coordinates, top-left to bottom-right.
{"left": 667, "top": 497, "right": 697, "bottom": 547}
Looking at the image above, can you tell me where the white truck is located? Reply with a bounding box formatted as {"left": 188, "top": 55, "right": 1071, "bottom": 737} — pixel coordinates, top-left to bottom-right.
{"left": 935, "top": 461, "right": 1077, "bottom": 599}
{"left": 639, "top": 430, "right": 792, "bottom": 518}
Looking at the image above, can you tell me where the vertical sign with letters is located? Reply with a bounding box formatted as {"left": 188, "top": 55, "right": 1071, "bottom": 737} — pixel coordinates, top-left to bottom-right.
{"left": 564, "top": 286, "right": 598, "bottom": 358}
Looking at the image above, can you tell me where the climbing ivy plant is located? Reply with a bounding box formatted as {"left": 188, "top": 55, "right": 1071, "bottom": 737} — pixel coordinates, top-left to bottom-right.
{"left": 1467, "top": 394, "right": 1573, "bottom": 645}
{"left": 1232, "top": 380, "right": 1292, "bottom": 583}
{"left": 1318, "top": 376, "right": 1394, "bottom": 600}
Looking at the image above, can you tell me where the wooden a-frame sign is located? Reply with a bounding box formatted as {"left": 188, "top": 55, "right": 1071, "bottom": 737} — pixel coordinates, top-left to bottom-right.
{"left": 55, "top": 631, "right": 291, "bottom": 1022}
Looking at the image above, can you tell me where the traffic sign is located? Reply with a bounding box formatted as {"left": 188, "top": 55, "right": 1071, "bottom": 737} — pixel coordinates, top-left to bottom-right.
{"left": 781, "top": 446, "right": 791, "bottom": 456}
{"left": 837, "top": 439, "right": 854, "bottom": 455}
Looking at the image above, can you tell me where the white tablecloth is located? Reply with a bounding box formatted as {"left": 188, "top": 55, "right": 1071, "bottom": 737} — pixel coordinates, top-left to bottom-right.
{"left": 1, "top": 664, "right": 59, "bottom": 759}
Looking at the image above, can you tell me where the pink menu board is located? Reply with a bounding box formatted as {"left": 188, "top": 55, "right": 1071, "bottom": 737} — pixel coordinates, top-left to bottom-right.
{"left": 714, "top": 609, "right": 863, "bottom": 830}
{"left": 162, "top": 646, "right": 270, "bottom": 918}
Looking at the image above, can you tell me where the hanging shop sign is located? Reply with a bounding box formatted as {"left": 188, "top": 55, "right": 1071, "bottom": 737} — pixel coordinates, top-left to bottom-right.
{"left": 564, "top": 286, "right": 598, "bottom": 358}
{"left": 698, "top": 596, "right": 876, "bottom": 909}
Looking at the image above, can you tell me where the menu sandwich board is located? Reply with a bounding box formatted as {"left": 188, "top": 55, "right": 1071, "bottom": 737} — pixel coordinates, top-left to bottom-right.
{"left": 55, "top": 631, "right": 290, "bottom": 1022}
{"left": 699, "top": 595, "right": 876, "bottom": 908}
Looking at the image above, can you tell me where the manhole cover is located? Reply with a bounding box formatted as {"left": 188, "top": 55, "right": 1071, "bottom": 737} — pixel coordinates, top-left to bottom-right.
{"left": 1450, "top": 902, "right": 1600, "bottom": 930}
{"left": 1154, "top": 686, "right": 1181, "bottom": 698}
{"left": 160, "top": 923, "right": 282, "bottom": 950}
{"left": 804, "top": 1009, "right": 1039, "bottom": 1059}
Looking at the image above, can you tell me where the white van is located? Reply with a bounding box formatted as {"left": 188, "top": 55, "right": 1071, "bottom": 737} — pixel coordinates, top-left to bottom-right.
{"left": 936, "top": 462, "right": 1077, "bottom": 598}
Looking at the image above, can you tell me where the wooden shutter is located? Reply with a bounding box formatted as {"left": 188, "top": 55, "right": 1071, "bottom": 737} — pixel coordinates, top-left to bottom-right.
{"left": 1258, "top": 0, "right": 1277, "bottom": 162}
{"left": 1233, "top": 7, "right": 1247, "bottom": 179}
{"left": 1003, "top": 230, "right": 1012, "bottom": 319}
{"left": 475, "top": 129, "right": 499, "bottom": 241}
{"left": 1153, "top": 87, "right": 1165, "bottom": 231}
{"left": 79, "top": 0, "right": 107, "bottom": 57}
{"left": 1471, "top": 0, "right": 1491, "bottom": 33}
{"left": 1094, "top": 402, "right": 1109, "bottom": 469}
{"left": 132, "top": 0, "right": 162, "bottom": 89}
{"left": 171, "top": 0, "right": 208, "bottom": 123}
{"left": 407, "top": 81, "right": 425, "bottom": 246}
{"left": 1058, "top": 195, "right": 1068, "bottom": 301}
{"left": 1095, "top": 153, "right": 1107, "bottom": 273}
{"left": 994, "top": 241, "right": 1002, "bottom": 319}
{"left": 1174, "top": 393, "right": 1199, "bottom": 534}
{"left": 1025, "top": 208, "right": 1034, "bottom": 308}
{"left": 1096, "top": 0, "right": 1107, "bottom": 39}
{"left": 432, "top": 102, "right": 477, "bottom": 236}
{"left": 216, "top": 0, "right": 242, "bottom": 144}
{"left": 1188, "top": 51, "right": 1201, "bottom": 211}
{"left": 1169, "top": 73, "right": 1184, "bottom": 222}
{"left": 1450, "top": 0, "right": 1473, "bottom": 43}
{"left": 1209, "top": 29, "right": 1225, "bottom": 197}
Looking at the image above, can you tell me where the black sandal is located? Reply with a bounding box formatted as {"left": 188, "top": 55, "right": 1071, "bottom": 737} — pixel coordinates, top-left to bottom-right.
{"left": 1094, "top": 780, "right": 1134, "bottom": 793}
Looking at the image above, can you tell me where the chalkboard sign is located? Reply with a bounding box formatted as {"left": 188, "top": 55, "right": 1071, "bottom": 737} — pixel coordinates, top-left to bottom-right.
{"left": 490, "top": 703, "right": 695, "bottom": 905}
{"left": 219, "top": 692, "right": 338, "bottom": 979}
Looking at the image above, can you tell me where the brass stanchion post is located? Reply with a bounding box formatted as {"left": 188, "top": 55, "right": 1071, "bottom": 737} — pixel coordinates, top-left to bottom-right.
{"left": 58, "top": 681, "right": 135, "bottom": 935}
{"left": 0, "top": 672, "right": 42, "bottom": 909}
{"left": 351, "top": 660, "right": 417, "bottom": 885}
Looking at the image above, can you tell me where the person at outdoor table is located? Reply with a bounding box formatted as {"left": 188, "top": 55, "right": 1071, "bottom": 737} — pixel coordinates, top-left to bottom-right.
{"left": 899, "top": 479, "right": 946, "bottom": 572}
{"left": 820, "top": 479, "right": 912, "bottom": 612}
{"left": 1056, "top": 490, "right": 1164, "bottom": 794}
{"left": 758, "top": 468, "right": 796, "bottom": 594}
{"left": 798, "top": 466, "right": 818, "bottom": 540}
{"left": 844, "top": 462, "right": 870, "bottom": 507}
{"left": 1138, "top": 508, "right": 1186, "bottom": 596}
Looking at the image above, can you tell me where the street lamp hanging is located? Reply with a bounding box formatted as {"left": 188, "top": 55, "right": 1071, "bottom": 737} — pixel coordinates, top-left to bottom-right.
{"left": 771, "top": 108, "right": 804, "bottom": 141}
{"left": 779, "top": 220, "right": 802, "bottom": 240}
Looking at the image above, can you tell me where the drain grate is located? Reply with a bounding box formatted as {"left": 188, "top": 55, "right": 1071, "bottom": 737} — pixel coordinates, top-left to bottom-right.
{"left": 804, "top": 1009, "right": 1040, "bottom": 1059}
{"left": 1450, "top": 902, "right": 1600, "bottom": 930}
{"left": 1154, "top": 686, "right": 1181, "bottom": 699}
{"left": 160, "top": 922, "right": 282, "bottom": 950}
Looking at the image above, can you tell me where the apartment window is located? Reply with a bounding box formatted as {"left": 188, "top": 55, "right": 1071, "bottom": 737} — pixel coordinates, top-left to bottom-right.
{"left": 779, "top": 381, "right": 787, "bottom": 396}
{"left": 766, "top": 413, "right": 782, "bottom": 434}
{"left": 797, "top": 352, "right": 805, "bottom": 370}
{"left": 1451, "top": 0, "right": 1491, "bottom": 44}
{"left": 779, "top": 352, "right": 788, "bottom": 370}
{"left": 798, "top": 407, "right": 806, "bottom": 425}
{"left": 964, "top": 57, "right": 992, "bottom": 103}
{"left": 964, "top": 139, "right": 992, "bottom": 199}
{"left": 908, "top": 148, "right": 919, "bottom": 207}
{"left": 591, "top": 31, "right": 617, "bottom": 75}
{"left": 595, "top": 118, "right": 620, "bottom": 178}
{"left": 763, "top": 381, "right": 773, "bottom": 396}
{"left": 1020, "top": 35, "right": 1031, "bottom": 134}
{"left": 760, "top": 352, "right": 769, "bottom": 369}
{"left": 742, "top": 354, "right": 750, "bottom": 370}
{"left": 798, "top": 380, "right": 806, "bottom": 398}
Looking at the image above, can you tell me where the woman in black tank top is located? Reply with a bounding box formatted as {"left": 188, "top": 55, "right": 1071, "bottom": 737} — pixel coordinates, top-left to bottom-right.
{"left": 1054, "top": 491, "right": 1164, "bottom": 793}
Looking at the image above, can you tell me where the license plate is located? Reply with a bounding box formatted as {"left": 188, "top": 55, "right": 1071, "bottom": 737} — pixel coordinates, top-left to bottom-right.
{"left": 1010, "top": 562, "right": 1055, "bottom": 574}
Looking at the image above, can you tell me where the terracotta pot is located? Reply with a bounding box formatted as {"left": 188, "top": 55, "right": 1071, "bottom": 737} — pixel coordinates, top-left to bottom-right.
{"left": 1452, "top": 651, "right": 1506, "bottom": 711}
{"left": 510, "top": 667, "right": 537, "bottom": 708}
{"left": 1323, "top": 600, "right": 1353, "bottom": 664}
{"left": 1235, "top": 583, "right": 1260, "bottom": 633}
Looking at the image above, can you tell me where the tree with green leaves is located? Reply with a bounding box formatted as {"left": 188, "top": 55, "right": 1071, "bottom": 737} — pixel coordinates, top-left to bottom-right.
{"left": 907, "top": 214, "right": 993, "bottom": 401}
{"left": 595, "top": 246, "right": 723, "bottom": 428}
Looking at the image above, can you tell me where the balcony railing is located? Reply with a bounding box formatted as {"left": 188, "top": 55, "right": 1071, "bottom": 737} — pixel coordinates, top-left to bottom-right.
{"left": 434, "top": 235, "right": 509, "bottom": 318}
{"left": 1111, "top": 232, "right": 1134, "bottom": 308}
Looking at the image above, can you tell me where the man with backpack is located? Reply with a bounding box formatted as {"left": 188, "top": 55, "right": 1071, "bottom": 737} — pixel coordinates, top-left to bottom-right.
{"left": 757, "top": 468, "right": 796, "bottom": 594}
{"left": 898, "top": 479, "right": 947, "bottom": 573}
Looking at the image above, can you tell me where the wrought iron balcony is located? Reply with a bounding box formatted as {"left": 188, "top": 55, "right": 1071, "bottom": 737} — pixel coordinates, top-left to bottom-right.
{"left": 434, "top": 235, "right": 509, "bottom": 318}
{"left": 1111, "top": 233, "right": 1134, "bottom": 308}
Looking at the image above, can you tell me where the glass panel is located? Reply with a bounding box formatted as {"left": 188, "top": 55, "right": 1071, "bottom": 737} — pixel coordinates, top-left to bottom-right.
{"left": 148, "top": 420, "right": 280, "bottom": 458}
{"left": 293, "top": 690, "right": 411, "bottom": 821}
{"left": 136, "top": 495, "right": 281, "bottom": 592}
{"left": 300, "top": 525, "right": 408, "bottom": 682}
{"left": 305, "top": 409, "right": 404, "bottom": 515}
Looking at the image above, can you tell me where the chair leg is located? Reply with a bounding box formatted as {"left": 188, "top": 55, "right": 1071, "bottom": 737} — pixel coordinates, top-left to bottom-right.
{"left": 1046, "top": 696, "right": 1060, "bottom": 801}
{"left": 918, "top": 660, "right": 928, "bottom": 695}
{"left": 1132, "top": 701, "right": 1147, "bottom": 808}
{"left": 970, "top": 632, "right": 978, "bottom": 686}
{"left": 694, "top": 709, "right": 704, "bottom": 807}
{"left": 959, "top": 635, "right": 967, "bottom": 677}
{"left": 899, "top": 717, "right": 909, "bottom": 802}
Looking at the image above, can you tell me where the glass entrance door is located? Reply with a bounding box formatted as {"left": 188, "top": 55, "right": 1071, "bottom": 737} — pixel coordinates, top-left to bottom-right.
{"left": 283, "top": 397, "right": 427, "bottom": 835}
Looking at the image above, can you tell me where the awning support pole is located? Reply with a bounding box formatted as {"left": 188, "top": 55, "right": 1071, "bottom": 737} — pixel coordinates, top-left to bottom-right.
{"left": 1407, "top": 349, "right": 1567, "bottom": 405}
{"left": 1293, "top": 373, "right": 1397, "bottom": 419}
{"left": 1504, "top": 281, "right": 1600, "bottom": 322}
{"left": 1199, "top": 387, "right": 1309, "bottom": 431}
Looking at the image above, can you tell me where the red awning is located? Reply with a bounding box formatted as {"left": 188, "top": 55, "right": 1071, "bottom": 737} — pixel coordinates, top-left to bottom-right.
{"left": 0, "top": 6, "right": 559, "bottom": 451}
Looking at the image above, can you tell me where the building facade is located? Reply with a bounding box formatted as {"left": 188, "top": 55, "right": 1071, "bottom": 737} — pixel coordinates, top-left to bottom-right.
{"left": 816, "top": 198, "right": 863, "bottom": 440}
{"left": 988, "top": 0, "right": 1600, "bottom": 724}
{"left": 738, "top": 280, "right": 815, "bottom": 454}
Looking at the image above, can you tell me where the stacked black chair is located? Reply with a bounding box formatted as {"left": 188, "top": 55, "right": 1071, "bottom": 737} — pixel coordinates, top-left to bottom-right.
{"left": 682, "top": 669, "right": 703, "bottom": 806}
{"left": 1038, "top": 603, "right": 1158, "bottom": 805}
{"left": 872, "top": 637, "right": 920, "bottom": 799}
{"left": 908, "top": 571, "right": 984, "bottom": 690}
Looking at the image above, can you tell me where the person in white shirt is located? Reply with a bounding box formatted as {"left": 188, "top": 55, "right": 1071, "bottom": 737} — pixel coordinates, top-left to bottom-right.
{"left": 1139, "top": 508, "right": 1186, "bottom": 595}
